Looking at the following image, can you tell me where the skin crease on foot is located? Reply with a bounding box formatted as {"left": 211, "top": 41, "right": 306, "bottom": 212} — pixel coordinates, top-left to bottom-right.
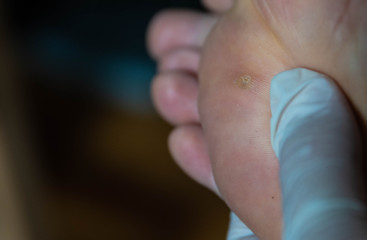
{"left": 148, "top": 0, "right": 367, "bottom": 239}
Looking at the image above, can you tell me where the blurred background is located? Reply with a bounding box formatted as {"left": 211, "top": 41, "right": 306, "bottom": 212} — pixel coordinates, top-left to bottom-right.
{"left": 0, "top": 0, "right": 229, "bottom": 239}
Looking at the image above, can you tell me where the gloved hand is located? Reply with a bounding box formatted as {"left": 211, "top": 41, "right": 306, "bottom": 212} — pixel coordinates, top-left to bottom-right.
{"left": 227, "top": 68, "right": 367, "bottom": 240}
{"left": 271, "top": 68, "right": 367, "bottom": 239}
{"left": 227, "top": 211, "right": 258, "bottom": 240}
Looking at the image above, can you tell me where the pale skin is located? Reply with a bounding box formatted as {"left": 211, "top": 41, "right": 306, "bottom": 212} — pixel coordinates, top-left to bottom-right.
{"left": 147, "top": 0, "right": 367, "bottom": 239}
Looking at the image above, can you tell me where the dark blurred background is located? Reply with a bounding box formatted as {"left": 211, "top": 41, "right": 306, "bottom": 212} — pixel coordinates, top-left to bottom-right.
{"left": 0, "top": 0, "right": 229, "bottom": 239}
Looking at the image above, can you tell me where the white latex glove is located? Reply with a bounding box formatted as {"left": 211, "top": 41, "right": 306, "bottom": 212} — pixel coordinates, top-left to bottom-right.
{"left": 227, "top": 68, "right": 367, "bottom": 240}
{"left": 271, "top": 68, "right": 367, "bottom": 239}
{"left": 227, "top": 211, "right": 258, "bottom": 240}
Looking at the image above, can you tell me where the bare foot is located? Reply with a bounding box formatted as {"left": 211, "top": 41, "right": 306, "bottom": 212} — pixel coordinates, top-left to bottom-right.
{"left": 199, "top": 0, "right": 367, "bottom": 239}
{"left": 148, "top": 0, "right": 367, "bottom": 239}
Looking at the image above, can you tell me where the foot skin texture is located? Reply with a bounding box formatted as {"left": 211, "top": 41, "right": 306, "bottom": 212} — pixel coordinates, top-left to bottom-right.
{"left": 148, "top": 1, "right": 367, "bottom": 239}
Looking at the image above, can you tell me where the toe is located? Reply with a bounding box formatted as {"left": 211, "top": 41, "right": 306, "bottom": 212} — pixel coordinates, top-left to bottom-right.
{"left": 169, "top": 125, "right": 219, "bottom": 194}
{"left": 147, "top": 9, "right": 217, "bottom": 59}
{"left": 158, "top": 48, "right": 200, "bottom": 75}
{"left": 202, "top": 0, "right": 234, "bottom": 13}
{"left": 151, "top": 72, "right": 199, "bottom": 125}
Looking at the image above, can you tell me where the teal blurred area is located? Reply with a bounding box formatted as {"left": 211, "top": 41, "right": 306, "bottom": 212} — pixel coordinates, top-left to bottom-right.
{"left": 9, "top": 0, "right": 165, "bottom": 112}
{"left": 1, "top": 0, "right": 229, "bottom": 240}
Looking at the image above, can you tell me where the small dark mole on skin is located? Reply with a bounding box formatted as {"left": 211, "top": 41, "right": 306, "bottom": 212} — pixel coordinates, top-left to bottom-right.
{"left": 272, "top": 196, "right": 274, "bottom": 199}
